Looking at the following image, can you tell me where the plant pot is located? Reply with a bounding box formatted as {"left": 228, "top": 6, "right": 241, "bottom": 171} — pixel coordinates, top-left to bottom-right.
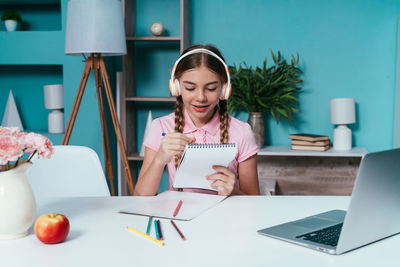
{"left": 0, "top": 163, "right": 36, "bottom": 239}
{"left": 4, "top": 20, "right": 18, "bottom": 31}
{"left": 248, "top": 112, "right": 264, "bottom": 148}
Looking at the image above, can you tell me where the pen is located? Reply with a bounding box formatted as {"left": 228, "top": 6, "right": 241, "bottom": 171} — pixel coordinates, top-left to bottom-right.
{"left": 173, "top": 200, "right": 183, "bottom": 217}
{"left": 154, "top": 219, "right": 160, "bottom": 240}
{"left": 170, "top": 220, "right": 186, "bottom": 240}
{"left": 146, "top": 216, "right": 153, "bottom": 235}
{"left": 157, "top": 220, "right": 164, "bottom": 240}
{"left": 127, "top": 226, "right": 164, "bottom": 246}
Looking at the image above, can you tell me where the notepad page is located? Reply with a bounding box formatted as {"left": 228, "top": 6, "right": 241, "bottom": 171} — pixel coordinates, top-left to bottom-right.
{"left": 119, "top": 190, "right": 227, "bottom": 221}
{"left": 173, "top": 144, "right": 237, "bottom": 191}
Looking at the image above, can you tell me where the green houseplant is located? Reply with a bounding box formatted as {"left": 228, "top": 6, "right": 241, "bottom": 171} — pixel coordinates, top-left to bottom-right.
{"left": 1, "top": 10, "right": 22, "bottom": 32}
{"left": 228, "top": 50, "right": 303, "bottom": 147}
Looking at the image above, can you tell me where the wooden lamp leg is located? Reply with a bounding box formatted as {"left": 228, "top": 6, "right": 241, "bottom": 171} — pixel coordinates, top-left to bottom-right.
{"left": 94, "top": 64, "right": 116, "bottom": 196}
{"left": 98, "top": 56, "right": 135, "bottom": 195}
{"left": 62, "top": 60, "right": 92, "bottom": 145}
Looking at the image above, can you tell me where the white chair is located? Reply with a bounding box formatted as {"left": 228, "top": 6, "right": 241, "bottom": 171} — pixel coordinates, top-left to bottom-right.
{"left": 27, "top": 145, "right": 110, "bottom": 201}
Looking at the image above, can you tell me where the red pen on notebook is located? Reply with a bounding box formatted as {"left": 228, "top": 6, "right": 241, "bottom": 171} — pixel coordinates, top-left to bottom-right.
{"left": 173, "top": 200, "right": 183, "bottom": 217}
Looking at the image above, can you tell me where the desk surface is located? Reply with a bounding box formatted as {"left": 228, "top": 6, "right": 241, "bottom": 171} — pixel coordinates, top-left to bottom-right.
{"left": 1, "top": 196, "right": 398, "bottom": 267}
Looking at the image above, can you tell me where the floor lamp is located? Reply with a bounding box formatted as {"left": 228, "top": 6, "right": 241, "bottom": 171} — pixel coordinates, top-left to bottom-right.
{"left": 64, "top": 0, "right": 134, "bottom": 195}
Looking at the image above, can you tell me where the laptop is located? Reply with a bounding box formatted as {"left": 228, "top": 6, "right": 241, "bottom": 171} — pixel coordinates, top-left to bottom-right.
{"left": 257, "top": 148, "right": 400, "bottom": 255}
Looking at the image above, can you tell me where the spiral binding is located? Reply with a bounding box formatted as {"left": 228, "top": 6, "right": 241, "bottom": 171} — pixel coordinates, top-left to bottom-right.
{"left": 187, "top": 143, "right": 236, "bottom": 149}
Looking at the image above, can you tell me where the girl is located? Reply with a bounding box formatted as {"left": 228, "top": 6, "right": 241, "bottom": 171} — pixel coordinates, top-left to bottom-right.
{"left": 135, "top": 44, "right": 260, "bottom": 196}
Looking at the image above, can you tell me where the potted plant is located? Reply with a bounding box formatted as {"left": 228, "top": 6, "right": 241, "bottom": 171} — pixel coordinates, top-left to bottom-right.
{"left": 1, "top": 10, "right": 22, "bottom": 32}
{"left": 228, "top": 50, "right": 303, "bottom": 148}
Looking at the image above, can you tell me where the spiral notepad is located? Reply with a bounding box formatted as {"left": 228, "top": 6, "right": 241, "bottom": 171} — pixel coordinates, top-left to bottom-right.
{"left": 173, "top": 143, "right": 237, "bottom": 191}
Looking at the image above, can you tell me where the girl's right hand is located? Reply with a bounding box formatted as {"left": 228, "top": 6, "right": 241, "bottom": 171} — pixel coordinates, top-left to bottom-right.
{"left": 155, "top": 133, "right": 195, "bottom": 165}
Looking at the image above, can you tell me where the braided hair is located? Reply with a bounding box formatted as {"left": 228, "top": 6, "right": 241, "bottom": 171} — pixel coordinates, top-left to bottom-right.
{"left": 173, "top": 45, "right": 230, "bottom": 168}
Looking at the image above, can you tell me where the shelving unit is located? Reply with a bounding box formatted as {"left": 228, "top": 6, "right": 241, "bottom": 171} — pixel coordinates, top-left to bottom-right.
{"left": 258, "top": 146, "right": 368, "bottom": 196}
{"left": 0, "top": 0, "right": 64, "bottom": 143}
{"left": 120, "top": 0, "right": 190, "bottom": 195}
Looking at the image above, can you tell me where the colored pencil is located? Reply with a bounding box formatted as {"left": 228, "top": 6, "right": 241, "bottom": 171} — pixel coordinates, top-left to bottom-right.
{"left": 154, "top": 219, "right": 160, "bottom": 240}
{"left": 170, "top": 220, "right": 186, "bottom": 240}
{"left": 127, "top": 226, "right": 164, "bottom": 246}
{"left": 157, "top": 220, "right": 164, "bottom": 240}
{"left": 146, "top": 216, "right": 153, "bottom": 235}
{"left": 173, "top": 200, "right": 183, "bottom": 217}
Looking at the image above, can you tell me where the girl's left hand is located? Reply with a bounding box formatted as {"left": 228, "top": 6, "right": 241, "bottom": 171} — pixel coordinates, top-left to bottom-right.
{"left": 206, "top": 165, "right": 236, "bottom": 196}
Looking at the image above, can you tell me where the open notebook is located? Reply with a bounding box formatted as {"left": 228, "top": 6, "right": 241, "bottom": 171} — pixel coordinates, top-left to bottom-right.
{"left": 119, "top": 190, "right": 227, "bottom": 221}
{"left": 173, "top": 143, "right": 237, "bottom": 191}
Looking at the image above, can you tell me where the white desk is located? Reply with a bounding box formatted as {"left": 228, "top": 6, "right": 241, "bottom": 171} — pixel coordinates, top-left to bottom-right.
{"left": 1, "top": 196, "right": 398, "bottom": 267}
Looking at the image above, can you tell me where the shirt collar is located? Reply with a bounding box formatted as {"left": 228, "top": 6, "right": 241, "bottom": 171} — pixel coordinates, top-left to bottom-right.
{"left": 182, "top": 107, "right": 220, "bottom": 136}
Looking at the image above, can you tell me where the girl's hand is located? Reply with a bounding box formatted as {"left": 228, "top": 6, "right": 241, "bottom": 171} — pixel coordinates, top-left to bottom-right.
{"left": 207, "top": 165, "right": 236, "bottom": 196}
{"left": 155, "top": 133, "right": 195, "bottom": 166}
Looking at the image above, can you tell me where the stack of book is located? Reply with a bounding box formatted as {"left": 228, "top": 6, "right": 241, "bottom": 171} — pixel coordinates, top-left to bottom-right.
{"left": 289, "top": 134, "right": 330, "bottom": 151}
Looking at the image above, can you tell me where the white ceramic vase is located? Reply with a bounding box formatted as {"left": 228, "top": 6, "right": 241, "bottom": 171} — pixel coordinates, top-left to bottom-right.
{"left": 0, "top": 163, "right": 36, "bottom": 239}
{"left": 4, "top": 20, "right": 18, "bottom": 32}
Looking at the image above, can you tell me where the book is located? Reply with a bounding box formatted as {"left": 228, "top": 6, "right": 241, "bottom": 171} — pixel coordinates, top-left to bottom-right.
{"left": 173, "top": 143, "right": 237, "bottom": 191}
{"left": 291, "top": 145, "right": 330, "bottom": 152}
{"left": 119, "top": 190, "right": 227, "bottom": 221}
{"left": 289, "top": 133, "right": 329, "bottom": 142}
{"left": 291, "top": 139, "right": 330, "bottom": 146}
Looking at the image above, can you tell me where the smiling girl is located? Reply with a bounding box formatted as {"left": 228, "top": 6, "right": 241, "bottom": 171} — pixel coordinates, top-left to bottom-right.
{"left": 134, "top": 44, "right": 260, "bottom": 196}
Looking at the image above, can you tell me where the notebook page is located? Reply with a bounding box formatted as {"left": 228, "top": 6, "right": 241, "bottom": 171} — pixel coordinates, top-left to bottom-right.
{"left": 119, "top": 190, "right": 227, "bottom": 221}
{"left": 173, "top": 144, "right": 237, "bottom": 191}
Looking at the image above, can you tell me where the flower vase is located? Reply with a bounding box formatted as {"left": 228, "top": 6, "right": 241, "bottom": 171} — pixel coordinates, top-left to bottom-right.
{"left": 248, "top": 112, "right": 265, "bottom": 148}
{"left": 0, "top": 163, "right": 36, "bottom": 239}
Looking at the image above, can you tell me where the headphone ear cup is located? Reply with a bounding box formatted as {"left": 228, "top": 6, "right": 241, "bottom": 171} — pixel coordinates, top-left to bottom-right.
{"left": 220, "top": 83, "right": 232, "bottom": 100}
{"left": 219, "top": 84, "right": 227, "bottom": 100}
{"left": 169, "top": 79, "right": 176, "bottom": 96}
{"left": 169, "top": 79, "right": 181, "bottom": 96}
{"left": 174, "top": 79, "right": 181, "bottom": 96}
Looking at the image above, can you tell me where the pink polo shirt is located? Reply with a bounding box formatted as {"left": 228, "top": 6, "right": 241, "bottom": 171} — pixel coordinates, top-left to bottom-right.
{"left": 143, "top": 108, "right": 259, "bottom": 194}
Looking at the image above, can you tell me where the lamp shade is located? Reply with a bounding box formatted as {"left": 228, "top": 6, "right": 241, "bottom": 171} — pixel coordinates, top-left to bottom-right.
{"left": 65, "top": 0, "right": 127, "bottom": 56}
{"left": 44, "top": 84, "right": 64, "bottom": 109}
{"left": 330, "top": 98, "right": 356, "bottom": 125}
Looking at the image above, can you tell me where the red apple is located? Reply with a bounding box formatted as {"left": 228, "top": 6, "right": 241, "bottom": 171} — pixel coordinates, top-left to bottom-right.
{"left": 34, "top": 213, "right": 70, "bottom": 244}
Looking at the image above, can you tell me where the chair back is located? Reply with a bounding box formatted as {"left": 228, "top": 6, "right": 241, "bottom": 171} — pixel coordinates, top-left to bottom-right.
{"left": 27, "top": 145, "right": 110, "bottom": 200}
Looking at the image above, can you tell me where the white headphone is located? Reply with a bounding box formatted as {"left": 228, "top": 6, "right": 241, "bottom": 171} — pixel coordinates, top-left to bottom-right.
{"left": 169, "top": 48, "right": 232, "bottom": 100}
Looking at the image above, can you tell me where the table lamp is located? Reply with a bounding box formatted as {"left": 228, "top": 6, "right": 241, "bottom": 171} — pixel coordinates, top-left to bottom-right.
{"left": 330, "top": 98, "right": 356, "bottom": 151}
{"left": 44, "top": 84, "right": 64, "bottom": 133}
{"left": 64, "top": 0, "right": 134, "bottom": 195}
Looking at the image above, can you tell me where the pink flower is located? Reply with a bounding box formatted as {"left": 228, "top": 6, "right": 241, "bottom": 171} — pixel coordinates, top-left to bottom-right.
{"left": 0, "top": 126, "right": 20, "bottom": 137}
{"left": 22, "top": 132, "right": 54, "bottom": 159}
{"left": 0, "top": 135, "right": 23, "bottom": 165}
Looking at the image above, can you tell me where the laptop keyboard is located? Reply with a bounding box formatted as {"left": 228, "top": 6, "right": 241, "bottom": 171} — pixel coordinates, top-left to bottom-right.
{"left": 296, "top": 223, "right": 343, "bottom": 247}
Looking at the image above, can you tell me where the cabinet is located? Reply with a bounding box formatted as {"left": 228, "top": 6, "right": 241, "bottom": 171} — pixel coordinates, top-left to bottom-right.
{"left": 258, "top": 146, "right": 368, "bottom": 195}
{"left": 120, "top": 0, "right": 190, "bottom": 195}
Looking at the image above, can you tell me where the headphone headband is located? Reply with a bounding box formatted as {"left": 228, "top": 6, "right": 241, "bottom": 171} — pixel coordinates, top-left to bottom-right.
{"left": 169, "top": 48, "right": 231, "bottom": 100}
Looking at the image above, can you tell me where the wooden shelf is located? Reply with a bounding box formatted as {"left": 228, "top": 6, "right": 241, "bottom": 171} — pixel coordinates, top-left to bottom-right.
{"left": 258, "top": 146, "right": 368, "bottom": 157}
{"left": 125, "top": 96, "right": 176, "bottom": 102}
{"left": 128, "top": 153, "right": 144, "bottom": 161}
{"left": 126, "top": 36, "right": 181, "bottom": 42}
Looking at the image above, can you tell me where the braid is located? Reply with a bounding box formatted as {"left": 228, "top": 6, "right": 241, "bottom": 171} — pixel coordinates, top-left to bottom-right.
{"left": 174, "top": 96, "right": 184, "bottom": 168}
{"left": 219, "top": 100, "right": 229, "bottom": 144}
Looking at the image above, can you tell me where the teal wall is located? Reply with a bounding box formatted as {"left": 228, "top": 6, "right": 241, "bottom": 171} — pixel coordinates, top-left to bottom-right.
{"left": 189, "top": 0, "right": 400, "bottom": 152}
{"left": 2, "top": 0, "right": 400, "bottom": 194}
{"left": 0, "top": 0, "right": 116, "bottom": 190}
{"left": 136, "top": 0, "right": 400, "bottom": 153}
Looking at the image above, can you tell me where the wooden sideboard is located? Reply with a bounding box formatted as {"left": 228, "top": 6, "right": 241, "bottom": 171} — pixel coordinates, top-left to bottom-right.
{"left": 257, "top": 146, "right": 368, "bottom": 196}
